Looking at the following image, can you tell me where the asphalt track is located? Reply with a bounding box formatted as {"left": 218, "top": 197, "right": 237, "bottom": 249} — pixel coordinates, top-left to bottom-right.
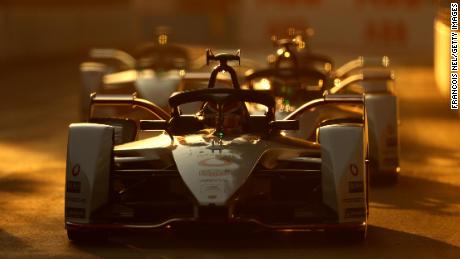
{"left": 1, "top": 60, "right": 460, "bottom": 258}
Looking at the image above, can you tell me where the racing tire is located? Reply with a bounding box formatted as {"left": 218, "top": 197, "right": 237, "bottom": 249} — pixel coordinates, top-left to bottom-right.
{"left": 67, "top": 229, "right": 108, "bottom": 243}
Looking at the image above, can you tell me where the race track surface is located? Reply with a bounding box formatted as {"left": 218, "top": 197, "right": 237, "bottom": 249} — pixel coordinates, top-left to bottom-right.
{"left": 0, "top": 60, "right": 459, "bottom": 258}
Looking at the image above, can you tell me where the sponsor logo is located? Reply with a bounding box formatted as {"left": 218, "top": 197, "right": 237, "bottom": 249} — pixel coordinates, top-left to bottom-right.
{"left": 349, "top": 164, "right": 359, "bottom": 176}
{"left": 345, "top": 207, "right": 366, "bottom": 219}
{"left": 199, "top": 169, "right": 231, "bottom": 177}
{"left": 349, "top": 181, "right": 364, "bottom": 193}
{"left": 66, "top": 181, "right": 81, "bottom": 193}
{"left": 71, "top": 164, "right": 81, "bottom": 177}
{"left": 65, "top": 207, "right": 86, "bottom": 218}
{"left": 198, "top": 158, "right": 232, "bottom": 167}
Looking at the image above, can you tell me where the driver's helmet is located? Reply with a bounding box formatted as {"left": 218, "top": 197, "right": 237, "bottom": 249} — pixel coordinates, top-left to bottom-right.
{"left": 197, "top": 101, "right": 249, "bottom": 135}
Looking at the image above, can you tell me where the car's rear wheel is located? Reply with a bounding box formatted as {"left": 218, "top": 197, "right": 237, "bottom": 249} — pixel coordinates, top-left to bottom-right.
{"left": 67, "top": 229, "right": 108, "bottom": 243}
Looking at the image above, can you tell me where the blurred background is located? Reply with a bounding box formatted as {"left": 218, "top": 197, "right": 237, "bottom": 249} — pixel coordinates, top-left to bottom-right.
{"left": 0, "top": 0, "right": 436, "bottom": 65}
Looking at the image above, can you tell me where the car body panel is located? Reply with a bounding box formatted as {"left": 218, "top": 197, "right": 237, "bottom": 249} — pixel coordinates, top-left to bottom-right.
{"left": 65, "top": 123, "right": 113, "bottom": 224}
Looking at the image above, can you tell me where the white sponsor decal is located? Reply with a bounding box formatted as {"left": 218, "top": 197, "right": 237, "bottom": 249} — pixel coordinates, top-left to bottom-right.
{"left": 71, "top": 164, "right": 81, "bottom": 177}
{"left": 349, "top": 163, "right": 359, "bottom": 177}
{"left": 198, "top": 158, "right": 233, "bottom": 167}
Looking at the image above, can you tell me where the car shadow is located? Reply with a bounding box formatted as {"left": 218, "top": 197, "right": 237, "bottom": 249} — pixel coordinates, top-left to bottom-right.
{"left": 398, "top": 123, "right": 460, "bottom": 167}
{"left": 370, "top": 174, "right": 460, "bottom": 216}
{"left": 0, "top": 172, "right": 47, "bottom": 195}
{"left": 68, "top": 225, "right": 460, "bottom": 259}
{"left": 0, "top": 229, "right": 32, "bottom": 252}
{"left": 398, "top": 95, "right": 457, "bottom": 120}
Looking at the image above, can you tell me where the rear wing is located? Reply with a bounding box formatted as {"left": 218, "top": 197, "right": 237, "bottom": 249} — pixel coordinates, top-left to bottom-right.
{"left": 102, "top": 69, "right": 138, "bottom": 85}
{"left": 284, "top": 94, "right": 364, "bottom": 120}
{"left": 90, "top": 48, "right": 136, "bottom": 69}
{"left": 334, "top": 56, "right": 390, "bottom": 79}
{"left": 328, "top": 69, "right": 394, "bottom": 95}
{"left": 89, "top": 93, "right": 170, "bottom": 120}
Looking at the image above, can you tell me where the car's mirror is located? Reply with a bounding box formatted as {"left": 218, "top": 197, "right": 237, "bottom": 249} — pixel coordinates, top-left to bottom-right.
{"left": 140, "top": 120, "right": 168, "bottom": 131}
{"left": 270, "top": 120, "right": 299, "bottom": 131}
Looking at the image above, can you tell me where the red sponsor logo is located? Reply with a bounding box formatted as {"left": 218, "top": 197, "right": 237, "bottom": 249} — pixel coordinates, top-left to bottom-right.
{"left": 72, "top": 164, "right": 81, "bottom": 177}
{"left": 198, "top": 158, "right": 232, "bottom": 167}
{"left": 350, "top": 164, "right": 359, "bottom": 176}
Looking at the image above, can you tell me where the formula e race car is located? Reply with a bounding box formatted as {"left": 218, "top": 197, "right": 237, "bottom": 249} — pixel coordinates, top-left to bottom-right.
{"left": 244, "top": 33, "right": 399, "bottom": 183}
{"left": 79, "top": 28, "right": 193, "bottom": 120}
{"left": 65, "top": 52, "right": 369, "bottom": 242}
{"left": 80, "top": 29, "right": 260, "bottom": 120}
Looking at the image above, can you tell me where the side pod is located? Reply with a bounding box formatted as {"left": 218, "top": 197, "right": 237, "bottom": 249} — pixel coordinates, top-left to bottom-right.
{"left": 65, "top": 123, "right": 113, "bottom": 225}
{"left": 319, "top": 124, "right": 367, "bottom": 223}
{"left": 365, "top": 94, "right": 399, "bottom": 175}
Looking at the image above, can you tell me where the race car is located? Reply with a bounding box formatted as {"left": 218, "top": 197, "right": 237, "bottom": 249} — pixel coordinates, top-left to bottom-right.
{"left": 65, "top": 52, "right": 369, "bottom": 242}
{"left": 80, "top": 28, "right": 260, "bottom": 120}
{"left": 79, "top": 27, "right": 193, "bottom": 120}
{"left": 245, "top": 33, "right": 399, "bottom": 183}
{"left": 266, "top": 29, "right": 334, "bottom": 74}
